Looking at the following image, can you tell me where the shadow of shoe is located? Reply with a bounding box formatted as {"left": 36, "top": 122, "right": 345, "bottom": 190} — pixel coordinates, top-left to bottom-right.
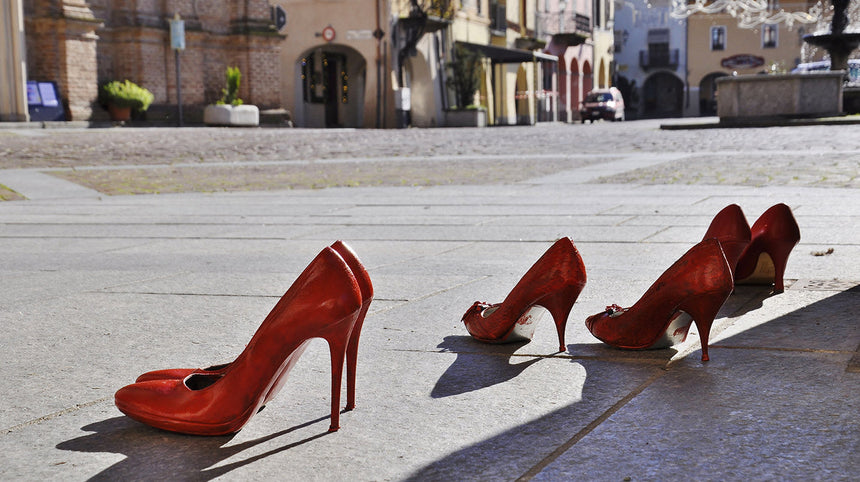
{"left": 430, "top": 335, "right": 546, "bottom": 398}
{"left": 565, "top": 342, "right": 679, "bottom": 362}
{"left": 409, "top": 284, "right": 860, "bottom": 480}
{"left": 56, "top": 414, "right": 332, "bottom": 481}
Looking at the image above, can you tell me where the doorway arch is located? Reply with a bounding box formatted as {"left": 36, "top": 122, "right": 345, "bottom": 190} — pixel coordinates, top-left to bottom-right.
{"left": 699, "top": 72, "right": 727, "bottom": 116}
{"left": 569, "top": 58, "right": 580, "bottom": 121}
{"left": 642, "top": 71, "right": 683, "bottom": 118}
{"left": 582, "top": 60, "right": 593, "bottom": 97}
{"left": 294, "top": 44, "right": 367, "bottom": 128}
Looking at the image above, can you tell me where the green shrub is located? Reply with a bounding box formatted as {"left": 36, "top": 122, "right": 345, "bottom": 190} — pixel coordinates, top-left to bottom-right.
{"left": 100, "top": 80, "right": 154, "bottom": 111}
{"left": 217, "top": 66, "right": 244, "bottom": 106}
{"left": 446, "top": 44, "right": 482, "bottom": 108}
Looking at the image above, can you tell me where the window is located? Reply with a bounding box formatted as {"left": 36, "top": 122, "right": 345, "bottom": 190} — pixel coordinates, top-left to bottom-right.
{"left": 710, "top": 26, "right": 726, "bottom": 51}
{"left": 648, "top": 29, "right": 670, "bottom": 65}
{"left": 762, "top": 24, "right": 778, "bottom": 48}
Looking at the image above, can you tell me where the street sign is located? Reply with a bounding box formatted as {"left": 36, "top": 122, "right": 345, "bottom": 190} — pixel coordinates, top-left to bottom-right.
{"left": 170, "top": 14, "right": 185, "bottom": 50}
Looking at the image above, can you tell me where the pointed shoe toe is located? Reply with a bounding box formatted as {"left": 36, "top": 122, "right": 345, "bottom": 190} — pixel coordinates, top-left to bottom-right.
{"left": 115, "top": 245, "right": 364, "bottom": 435}
{"left": 130, "top": 240, "right": 374, "bottom": 414}
{"left": 462, "top": 237, "right": 587, "bottom": 352}
{"left": 585, "top": 238, "right": 733, "bottom": 361}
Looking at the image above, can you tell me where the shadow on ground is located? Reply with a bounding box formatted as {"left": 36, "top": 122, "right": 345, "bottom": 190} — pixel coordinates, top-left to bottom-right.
{"left": 56, "top": 415, "right": 331, "bottom": 481}
{"left": 406, "top": 285, "right": 860, "bottom": 480}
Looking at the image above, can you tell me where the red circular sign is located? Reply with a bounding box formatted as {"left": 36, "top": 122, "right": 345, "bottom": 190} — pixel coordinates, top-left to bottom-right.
{"left": 322, "top": 26, "right": 335, "bottom": 42}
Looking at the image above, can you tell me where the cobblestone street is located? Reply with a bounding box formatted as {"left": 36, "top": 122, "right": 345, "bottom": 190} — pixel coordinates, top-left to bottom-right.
{"left": 2, "top": 120, "right": 858, "bottom": 199}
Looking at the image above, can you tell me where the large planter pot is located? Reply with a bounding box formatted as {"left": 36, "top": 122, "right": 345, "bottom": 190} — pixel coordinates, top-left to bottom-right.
{"left": 203, "top": 104, "right": 260, "bottom": 126}
{"left": 444, "top": 108, "right": 487, "bottom": 128}
{"left": 107, "top": 104, "right": 132, "bottom": 122}
{"left": 717, "top": 72, "right": 844, "bottom": 125}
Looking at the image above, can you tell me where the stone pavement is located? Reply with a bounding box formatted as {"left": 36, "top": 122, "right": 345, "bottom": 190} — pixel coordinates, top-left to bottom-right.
{"left": 0, "top": 120, "right": 858, "bottom": 480}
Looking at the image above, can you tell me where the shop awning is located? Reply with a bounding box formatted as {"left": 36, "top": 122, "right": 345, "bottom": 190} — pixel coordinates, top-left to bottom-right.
{"left": 456, "top": 41, "right": 557, "bottom": 64}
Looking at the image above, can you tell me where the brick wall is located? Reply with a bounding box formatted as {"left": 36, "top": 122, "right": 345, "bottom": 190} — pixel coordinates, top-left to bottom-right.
{"left": 24, "top": 0, "right": 101, "bottom": 121}
{"left": 24, "top": 0, "right": 284, "bottom": 121}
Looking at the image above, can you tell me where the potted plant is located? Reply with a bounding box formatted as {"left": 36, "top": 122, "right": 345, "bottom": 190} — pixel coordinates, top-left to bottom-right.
{"left": 445, "top": 44, "right": 487, "bottom": 127}
{"left": 204, "top": 66, "right": 260, "bottom": 126}
{"left": 100, "top": 80, "right": 154, "bottom": 122}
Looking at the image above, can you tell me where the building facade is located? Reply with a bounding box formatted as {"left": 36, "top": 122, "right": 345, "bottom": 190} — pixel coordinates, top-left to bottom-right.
{"left": 539, "top": 0, "right": 595, "bottom": 122}
{"left": 687, "top": 4, "right": 812, "bottom": 116}
{"left": 3, "top": 0, "right": 603, "bottom": 127}
{"left": 613, "top": 0, "right": 688, "bottom": 119}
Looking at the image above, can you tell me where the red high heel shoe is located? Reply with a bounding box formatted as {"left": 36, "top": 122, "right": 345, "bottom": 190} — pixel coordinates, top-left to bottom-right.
{"left": 701, "top": 204, "right": 751, "bottom": 275}
{"left": 462, "top": 237, "right": 587, "bottom": 352}
{"left": 134, "top": 241, "right": 374, "bottom": 411}
{"left": 114, "top": 246, "right": 363, "bottom": 435}
{"left": 734, "top": 203, "right": 800, "bottom": 293}
{"left": 585, "top": 238, "right": 733, "bottom": 361}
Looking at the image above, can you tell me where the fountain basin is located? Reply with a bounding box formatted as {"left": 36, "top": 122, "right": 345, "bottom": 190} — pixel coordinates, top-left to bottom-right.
{"left": 716, "top": 72, "right": 844, "bottom": 125}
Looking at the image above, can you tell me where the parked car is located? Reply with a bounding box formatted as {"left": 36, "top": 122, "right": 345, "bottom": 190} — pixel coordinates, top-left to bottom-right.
{"left": 791, "top": 59, "right": 860, "bottom": 85}
{"left": 580, "top": 87, "right": 625, "bottom": 122}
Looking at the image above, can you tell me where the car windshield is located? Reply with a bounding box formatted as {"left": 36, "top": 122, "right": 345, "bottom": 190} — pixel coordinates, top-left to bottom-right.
{"left": 587, "top": 93, "right": 613, "bottom": 102}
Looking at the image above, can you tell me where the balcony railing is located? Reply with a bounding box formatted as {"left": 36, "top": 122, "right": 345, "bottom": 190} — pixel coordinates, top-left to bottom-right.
{"left": 536, "top": 11, "right": 591, "bottom": 38}
{"left": 639, "top": 49, "right": 680, "bottom": 69}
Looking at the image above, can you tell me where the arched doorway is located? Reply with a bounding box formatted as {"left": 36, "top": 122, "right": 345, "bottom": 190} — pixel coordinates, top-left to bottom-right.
{"left": 569, "top": 58, "right": 579, "bottom": 121}
{"left": 699, "top": 72, "right": 727, "bottom": 116}
{"left": 582, "top": 60, "right": 593, "bottom": 97}
{"left": 295, "top": 45, "right": 367, "bottom": 128}
{"left": 642, "top": 72, "right": 683, "bottom": 118}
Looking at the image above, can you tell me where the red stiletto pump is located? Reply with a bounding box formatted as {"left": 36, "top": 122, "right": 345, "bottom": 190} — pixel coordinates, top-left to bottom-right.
{"left": 115, "top": 247, "right": 363, "bottom": 435}
{"left": 734, "top": 203, "right": 800, "bottom": 293}
{"left": 134, "top": 241, "right": 373, "bottom": 411}
{"left": 462, "top": 237, "right": 587, "bottom": 352}
{"left": 702, "top": 204, "right": 751, "bottom": 275}
{"left": 585, "top": 238, "right": 733, "bottom": 362}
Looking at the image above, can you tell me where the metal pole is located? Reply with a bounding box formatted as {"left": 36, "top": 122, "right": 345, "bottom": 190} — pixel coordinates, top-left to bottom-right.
{"left": 175, "top": 49, "right": 183, "bottom": 127}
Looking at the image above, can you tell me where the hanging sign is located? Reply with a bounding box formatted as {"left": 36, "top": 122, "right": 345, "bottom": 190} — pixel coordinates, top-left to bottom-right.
{"left": 346, "top": 29, "right": 374, "bottom": 40}
{"left": 721, "top": 54, "right": 764, "bottom": 70}
{"left": 170, "top": 14, "right": 186, "bottom": 50}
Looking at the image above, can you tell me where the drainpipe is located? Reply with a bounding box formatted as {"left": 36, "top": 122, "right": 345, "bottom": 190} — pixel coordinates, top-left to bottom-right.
{"left": 375, "top": 0, "right": 383, "bottom": 128}
{"left": 684, "top": 15, "right": 690, "bottom": 115}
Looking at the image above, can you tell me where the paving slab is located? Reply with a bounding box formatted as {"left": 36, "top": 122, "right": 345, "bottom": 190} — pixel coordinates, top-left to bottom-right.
{"left": 0, "top": 122, "right": 858, "bottom": 481}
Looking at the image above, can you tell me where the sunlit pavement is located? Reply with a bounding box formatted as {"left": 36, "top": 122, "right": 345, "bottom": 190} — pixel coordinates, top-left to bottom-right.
{"left": 1, "top": 120, "right": 858, "bottom": 480}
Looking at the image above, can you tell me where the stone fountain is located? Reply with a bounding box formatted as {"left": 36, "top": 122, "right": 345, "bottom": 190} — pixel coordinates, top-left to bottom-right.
{"left": 717, "top": 0, "right": 859, "bottom": 122}
{"left": 803, "top": 0, "right": 860, "bottom": 74}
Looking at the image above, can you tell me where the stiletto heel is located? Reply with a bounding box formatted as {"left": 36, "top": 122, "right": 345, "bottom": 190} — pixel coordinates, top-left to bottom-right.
{"left": 537, "top": 283, "right": 584, "bottom": 352}
{"left": 134, "top": 241, "right": 374, "bottom": 411}
{"left": 462, "top": 237, "right": 586, "bottom": 352}
{"left": 330, "top": 241, "right": 373, "bottom": 411}
{"left": 702, "top": 204, "right": 751, "bottom": 274}
{"left": 675, "top": 291, "right": 730, "bottom": 362}
{"left": 734, "top": 203, "right": 800, "bottom": 293}
{"left": 585, "top": 238, "right": 733, "bottom": 361}
{"left": 115, "top": 246, "right": 363, "bottom": 435}
{"left": 325, "top": 324, "right": 350, "bottom": 432}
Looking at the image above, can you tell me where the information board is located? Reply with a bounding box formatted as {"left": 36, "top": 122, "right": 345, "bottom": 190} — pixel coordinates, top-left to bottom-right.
{"left": 27, "top": 81, "right": 65, "bottom": 121}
